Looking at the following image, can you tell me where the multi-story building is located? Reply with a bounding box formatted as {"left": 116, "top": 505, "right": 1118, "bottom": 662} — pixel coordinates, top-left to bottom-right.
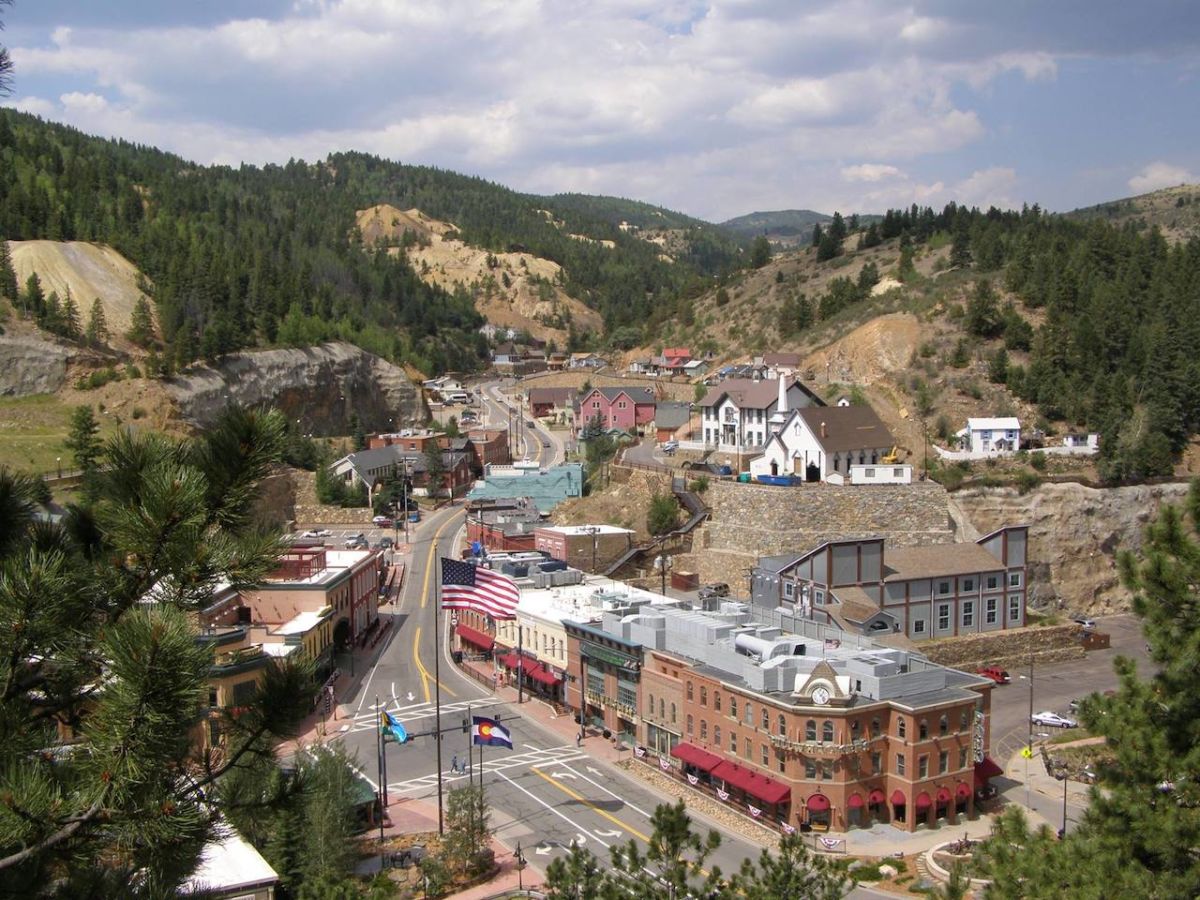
{"left": 749, "top": 404, "right": 897, "bottom": 483}
{"left": 466, "top": 428, "right": 511, "bottom": 470}
{"left": 750, "top": 527, "right": 1029, "bottom": 641}
{"left": 534, "top": 524, "right": 636, "bottom": 573}
{"left": 576, "top": 386, "right": 657, "bottom": 432}
{"left": 571, "top": 599, "right": 1000, "bottom": 834}
{"left": 699, "top": 377, "right": 824, "bottom": 456}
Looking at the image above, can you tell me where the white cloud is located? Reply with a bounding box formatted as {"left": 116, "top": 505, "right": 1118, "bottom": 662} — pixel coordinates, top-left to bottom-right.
{"left": 841, "top": 163, "right": 906, "bottom": 182}
{"left": 1128, "top": 161, "right": 1196, "bottom": 194}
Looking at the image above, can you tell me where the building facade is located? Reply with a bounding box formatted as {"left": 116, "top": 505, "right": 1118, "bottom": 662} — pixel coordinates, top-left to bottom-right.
{"left": 534, "top": 524, "right": 636, "bottom": 573}
{"left": 577, "top": 387, "right": 657, "bottom": 432}
{"left": 699, "top": 378, "right": 825, "bottom": 456}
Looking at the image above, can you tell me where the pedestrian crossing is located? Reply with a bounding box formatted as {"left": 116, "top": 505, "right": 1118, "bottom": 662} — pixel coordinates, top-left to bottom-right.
{"left": 384, "top": 744, "right": 586, "bottom": 796}
{"left": 338, "top": 697, "right": 494, "bottom": 735}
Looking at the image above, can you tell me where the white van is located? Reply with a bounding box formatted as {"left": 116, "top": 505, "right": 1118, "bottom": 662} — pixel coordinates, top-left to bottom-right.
{"left": 445, "top": 390, "right": 471, "bottom": 404}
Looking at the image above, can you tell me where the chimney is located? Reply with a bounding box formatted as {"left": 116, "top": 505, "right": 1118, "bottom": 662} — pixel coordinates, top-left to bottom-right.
{"left": 820, "top": 421, "right": 827, "bottom": 439}
{"left": 777, "top": 374, "right": 788, "bottom": 415}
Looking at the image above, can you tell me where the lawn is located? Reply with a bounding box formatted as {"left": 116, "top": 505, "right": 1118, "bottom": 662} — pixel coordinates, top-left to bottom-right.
{"left": 0, "top": 394, "right": 119, "bottom": 475}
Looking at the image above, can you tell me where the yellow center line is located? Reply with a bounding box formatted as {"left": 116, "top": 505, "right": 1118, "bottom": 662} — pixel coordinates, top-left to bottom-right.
{"left": 529, "top": 766, "right": 651, "bottom": 842}
{"left": 411, "top": 509, "right": 464, "bottom": 702}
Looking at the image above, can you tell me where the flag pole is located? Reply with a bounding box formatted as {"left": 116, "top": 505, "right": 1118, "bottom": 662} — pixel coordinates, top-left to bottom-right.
{"left": 375, "top": 694, "right": 385, "bottom": 846}
{"left": 434, "top": 542, "right": 445, "bottom": 836}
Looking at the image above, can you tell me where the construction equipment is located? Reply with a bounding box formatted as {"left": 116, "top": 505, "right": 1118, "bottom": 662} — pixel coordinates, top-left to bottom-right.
{"left": 881, "top": 445, "right": 900, "bottom": 464}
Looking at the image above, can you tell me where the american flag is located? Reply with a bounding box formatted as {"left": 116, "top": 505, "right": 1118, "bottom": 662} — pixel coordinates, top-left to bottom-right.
{"left": 441, "top": 558, "right": 520, "bottom": 619}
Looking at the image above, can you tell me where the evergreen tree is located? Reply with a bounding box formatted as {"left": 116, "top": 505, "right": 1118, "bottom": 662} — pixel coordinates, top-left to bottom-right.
{"left": 749, "top": 235, "right": 772, "bottom": 269}
{"left": 810, "top": 223, "right": 823, "bottom": 247}
{"left": 22, "top": 272, "right": 43, "bottom": 318}
{"left": 0, "top": 406, "right": 316, "bottom": 897}
{"left": 423, "top": 442, "right": 446, "bottom": 496}
{"left": 965, "top": 278, "right": 1003, "bottom": 338}
{"left": 84, "top": 298, "right": 109, "bottom": 346}
{"left": 978, "top": 482, "right": 1200, "bottom": 897}
{"left": 60, "top": 290, "right": 80, "bottom": 340}
{"left": 647, "top": 492, "right": 680, "bottom": 536}
{"left": 544, "top": 843, "right": 607, "bottom": 900}
{"left": 298, "top": 743, "right": 361, "bottom": 887}
{"left": 950, "top": 215, "right": 973, "bottom": 268}
{"left": 127, "top": 296, "right": 155, "bottom": 347}
{"left": 897, "top": 233, "right": 916, "bottom": 281}
{"left": 729, "top": 831, "right": 852, "bottom": 900}
{"left": 609, "top": 800, "right": 724, "bottom": 900}
{"left": 0, "top": 239, "right": 16, "bottom": 302}
{"left": 988, "top": 346, "right": 1009, "bottom": 384}
{"left": 64, "top": 405, "right": 101, "bottom": 473}
{"left": 858, "top": 221, "right": 882, "bottom": 249}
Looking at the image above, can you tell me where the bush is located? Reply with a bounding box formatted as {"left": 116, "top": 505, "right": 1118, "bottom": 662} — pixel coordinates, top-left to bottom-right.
{"left": 1029, "top": 451, "right": 1047, "bottom": 471}
{"left": 1015, "top": 470, "right": 1042, "bottom": 494}
{"left": 131, "top": 406, "right": 146, "bottom": 420}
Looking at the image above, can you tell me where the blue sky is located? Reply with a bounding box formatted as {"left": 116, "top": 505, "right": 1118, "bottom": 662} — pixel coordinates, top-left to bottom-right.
{"left": 3, "top": 1, "right": 1198, "bottom": 222}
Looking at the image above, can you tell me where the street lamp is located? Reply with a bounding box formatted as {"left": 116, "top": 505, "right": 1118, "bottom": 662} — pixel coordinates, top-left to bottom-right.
{"left": 583, "top": 525, "right": 600, "bottom": 573}
{"left": 515, "top": 842, "right": 526, "bottom": 891}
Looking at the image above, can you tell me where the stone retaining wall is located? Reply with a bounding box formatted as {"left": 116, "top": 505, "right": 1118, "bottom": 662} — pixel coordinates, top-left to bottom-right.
{"left": 918, "top": 623, "right": 1085, "bottom": 672}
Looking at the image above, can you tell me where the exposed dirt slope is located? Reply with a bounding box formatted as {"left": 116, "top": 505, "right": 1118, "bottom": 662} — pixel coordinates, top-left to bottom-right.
{"left": 7, "top": 241, "right": 153, "bottom": 350}
{"left": 355, "top": 204, "right": 602, "bottom": 344}
{"left": 1066, "top": 183, "right": 1200, "bottom": 244}
{"left": 802, "top": 313, "right": 920, "bottom": 386}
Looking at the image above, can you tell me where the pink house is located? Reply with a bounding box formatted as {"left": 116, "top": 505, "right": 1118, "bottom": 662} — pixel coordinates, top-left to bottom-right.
{"left": 577, "top": 386, "right": 657, "bottom": 432}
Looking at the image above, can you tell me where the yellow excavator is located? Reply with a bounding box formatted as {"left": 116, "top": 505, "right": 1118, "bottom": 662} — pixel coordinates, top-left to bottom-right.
{"left": 881, "top": 445, "right": 900, "bottom": 464}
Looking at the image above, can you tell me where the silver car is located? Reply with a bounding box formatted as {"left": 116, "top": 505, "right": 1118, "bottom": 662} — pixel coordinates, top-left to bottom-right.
{"left": 1031, "top": 711, "right": 1078, "bottom": 729}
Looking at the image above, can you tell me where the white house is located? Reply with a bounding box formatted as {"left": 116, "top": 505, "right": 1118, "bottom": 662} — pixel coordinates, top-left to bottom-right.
{"left": 699, "top": 376, "right": 824, "bottom": 457}
{"left": 960, "top": 417, "right": 1021, "bottom": 454}
{"left": 749, "top": 403, "right": 896, "bottom": 482}
{"left": 1063, "top": 432, "right": 1099, "bottom": 451}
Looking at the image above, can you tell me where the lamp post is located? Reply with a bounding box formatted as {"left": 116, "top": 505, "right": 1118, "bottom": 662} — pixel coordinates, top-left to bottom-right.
{"left": 515, "top": 842, "right": 526, "bottom": 891}
{"left": 583, "top": 525, "right": 600, "bottom": 573}
{"left": 1059, "top": 770, "right": 1069, "bottom": 838}
{"left": 56, "top": 457, "right": 62, "bottom": 479}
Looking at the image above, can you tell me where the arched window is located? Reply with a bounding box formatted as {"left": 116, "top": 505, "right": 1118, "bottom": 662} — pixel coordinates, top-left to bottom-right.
{"left": 939, "top": 714, "right": 949, "bottom": 736}
{"left": 687, "top": 714, "right": 693, "bottom": 735}
{"left": 871, "top": 716, "right": 881, "bottom": 738}
{"left": 919, "top": 719, "right": 928, "bottom": 740}
{"left": 686, "top": 682, "right": 693, "bottom": 701}
{"left": 700, "top": 720, "right": 707, "bottom": 740}
{"left": 659, "top": 699, "right": 665, "bottom": 719}
{"left": 745, "top": 702, "right": 753, "bottom": 725}
{"left": 806, "top": 719, "right": 817, "bottom": 741}
{"left": 714, "top": 726, "right": 721, "bottom": 747}
{"left": 762, "top": 708, "right": 770, "bottom": 730}
{"left": 648, "top": 693, "right": 655, "bottom": 715}
{"left": 851, "top": 720, "right": 861, "bottom": 739}
{"left": 778, "top": 714, "right": 787, "bottom": 736}
{"left": 671, "top": 703, "right": 677, "bottom": 723}
{"left": 714, "top": 691, "right": 722, "bottom": 713}
{"left": 822, "top": 720, "right": 834, "bottom": 742}
{"left": 897, "top": 718, "right": 907, "bottom": 739}
{"left": 700, "top": 686, "right": 707, "bottom": 706}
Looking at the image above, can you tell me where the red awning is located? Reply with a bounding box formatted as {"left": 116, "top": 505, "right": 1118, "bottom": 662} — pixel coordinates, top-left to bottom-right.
{"left": 670, "top": 742, "right": 724, "bottom": 773}
{"left": 847, "top": 793, "right": 865, "bottom": 809}
{"left": 711, "top": 760, "right": 792, "bottom": 805}
{"left": 455, "top": 623, "right": 494, "bottom": 650}
{"left": 936, "top": 787, "right": 953, "bottom": 804}
{"left": 891, "top": 790, "right": 907, "bottom": 806}
{"left": 499, "top": 652, "right": 520, "bottom": 669}
{"left": 807, "top": 793, "right": 831, "bottom": 812}
{"left": 525, "top": 665, "right": 562, "bottom": 686}
{"left": 868, "top": 789, "right": 887, "bottom": 806}
{"left": 974, "top": 756, "right": 1004, "bottom": 788}
{"left": 915, "top": 791, "right": 933, "bottom": 810}
{"left": 956, "top": 782, "right": 972, "bottom": 800}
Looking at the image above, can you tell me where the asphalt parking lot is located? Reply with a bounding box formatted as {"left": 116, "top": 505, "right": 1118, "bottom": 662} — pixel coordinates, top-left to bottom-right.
{"left": 988, "top": 613, "right": 1151, "bottom": 757}
{"left": 290, "top": 524, "right": 416, "bottom": 548}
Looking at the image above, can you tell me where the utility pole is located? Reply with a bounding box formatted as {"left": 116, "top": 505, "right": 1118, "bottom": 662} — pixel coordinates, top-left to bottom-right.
{"left": 433, "top": 543, "right": 445, "bottom": 834}
{"left": 517, "top": 624, "right": 524, "bottom": 705}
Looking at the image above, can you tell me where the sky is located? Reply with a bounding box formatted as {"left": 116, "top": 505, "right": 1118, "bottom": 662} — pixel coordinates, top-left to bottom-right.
{"left": 3, "top": 0, "right": 1199, "bottom": 222}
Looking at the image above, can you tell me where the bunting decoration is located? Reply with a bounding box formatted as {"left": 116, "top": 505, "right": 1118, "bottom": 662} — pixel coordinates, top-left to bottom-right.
{"left": 782, "top": 822, "right": 797, "bottom": 835}
{"left": 748, "top": 804, "right": 763, "bottom": 818}
{"left": 686, "top": 774, "right": 699, "bottom": 786}
{"left": 634, "top": 746, "right": 646, "bottom": 758}
{"left": 717, "top": 788, "right": 730, "bottom": 801}
{"left": 660, "top": 756, "right": 670, "bottom": 770}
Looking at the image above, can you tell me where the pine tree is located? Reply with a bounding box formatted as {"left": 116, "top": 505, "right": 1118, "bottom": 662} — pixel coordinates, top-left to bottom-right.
{"left": 64, "top": 405, "right": 101, "bottom": 473}
{"left": 22, "top": 272, "right": 44, "bottom": 318}
{"left": 0, "top": 239, "right": 17, "bottom": 302}
{"left": 950, "top": 216, "right": 973, "bottom": 268}
{"left": 609, "top": 800, "right": 724, "bottom": 900}
{"left": 544, "top": 843, "right": 607, "bottom": 900}
{"left": 730, "top": 831, "right": 852, "bottom": 900}
{"left": 127, "top": 296, "right": 155, "bottom": 347}
{"left": 60, "top": 290, "right": 80, "bottom": 340}
{"left": 965, "top": 278, "right": 1002, "bottom": 338}
{"left": 749, "top": 235, "right": 772, "bottom": 269}
{"left": 84, "top": 298, "right": 109, "bottom": 346}
{"left": 423, "top": 442, "right": 446, "bottom": 496}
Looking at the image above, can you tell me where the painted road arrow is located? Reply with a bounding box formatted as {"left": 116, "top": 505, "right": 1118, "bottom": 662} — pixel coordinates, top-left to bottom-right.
{"left": 551, "top": 771, "right": 578, "bottom": 780}
{"left": 534, "top": 842, "right": 558, "bottom": 856}
{"left": 595, "top": 829, "right": 623, "bottom": 839}
{"left": 586, "top": 766, "right": 603, "bottom": 777}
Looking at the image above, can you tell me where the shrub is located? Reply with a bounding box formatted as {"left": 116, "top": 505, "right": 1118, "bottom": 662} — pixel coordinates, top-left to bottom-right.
{"left": 688, "top": 476, "right": 710, "bottom": 494}
{"left": 1015, "top": 470, "right": 1041, "bottom": 494}
{"left": 1029, "top": 451, "right": 1047, "bottom": 471}
{"left": 131, "top": 406, "right": 146, "bottom": 420}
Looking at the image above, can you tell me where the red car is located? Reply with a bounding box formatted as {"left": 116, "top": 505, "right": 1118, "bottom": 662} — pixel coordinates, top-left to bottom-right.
{"left": 977, "top": 666, "right": 1011, "bottom": 684}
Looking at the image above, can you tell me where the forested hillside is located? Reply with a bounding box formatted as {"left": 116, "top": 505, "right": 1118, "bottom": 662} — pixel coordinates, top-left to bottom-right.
{"left": 0, "top": 110, "right": 743, "bottom": 372}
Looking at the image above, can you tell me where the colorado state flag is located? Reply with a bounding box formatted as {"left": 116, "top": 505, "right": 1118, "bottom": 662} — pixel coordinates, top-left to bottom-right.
{"left": 471, "top": 715, "right": 513, "bottom": 749}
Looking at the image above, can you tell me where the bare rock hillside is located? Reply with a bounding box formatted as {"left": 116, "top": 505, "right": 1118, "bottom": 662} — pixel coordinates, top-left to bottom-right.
{"left": 166, "top": 341, "right": 422, "bottom": 434}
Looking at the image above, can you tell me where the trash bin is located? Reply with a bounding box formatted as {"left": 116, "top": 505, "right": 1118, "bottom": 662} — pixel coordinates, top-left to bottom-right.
{"left": 737, "top": 472, "right": 751, "bottom": 483}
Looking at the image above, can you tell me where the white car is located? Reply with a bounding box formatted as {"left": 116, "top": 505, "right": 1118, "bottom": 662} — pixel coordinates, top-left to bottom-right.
{"left": 302, "top": 529, "right": 332, "bottom": 538}
{"left": 1031, "top": 711, "right": 1078, "bottom": 729}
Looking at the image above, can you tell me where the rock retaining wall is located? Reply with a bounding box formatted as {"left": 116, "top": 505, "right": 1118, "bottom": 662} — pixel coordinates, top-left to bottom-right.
{"left": 919, "top": 623, "right": 1085, "bottom": 672}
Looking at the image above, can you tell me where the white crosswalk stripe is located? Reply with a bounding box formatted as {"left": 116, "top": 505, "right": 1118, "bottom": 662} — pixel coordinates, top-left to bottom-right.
{"left": 385, "top": 745, "right": 586, "bottom": 795}
{"left": 341, "top": 698, "right": 497, "bottom": 734}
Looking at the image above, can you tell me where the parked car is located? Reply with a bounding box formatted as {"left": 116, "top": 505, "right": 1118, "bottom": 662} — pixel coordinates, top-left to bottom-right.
{"left": 378, "top": 537, "right": 395, "bottom": 549}
{"left": 977, "top": 666, "right": 1011, "bottom": 684}
{"left": 408, "top": 511, "right": 421, "bottom": 523}
{"left": 1073, "top": 617, "right": 1097, "bottom": 630}
{"left": 662, "top": 440, "right": 679, "bottom": 452}
{"left": 372, "top": 515, "right": 393, "bottom": 526}
{"left": 699, "top": 582, "right": 730, "bottom": 600}
{"left": 302, "top": 528, "right": 332, "bottom": 538}
{"left": 1031, "top": 711, "right": 1078, "bottom": 729}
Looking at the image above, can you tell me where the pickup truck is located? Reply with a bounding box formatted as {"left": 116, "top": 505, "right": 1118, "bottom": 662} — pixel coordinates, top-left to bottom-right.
{"left": 976, "top": 666, "right": 1011, "bottom": 684}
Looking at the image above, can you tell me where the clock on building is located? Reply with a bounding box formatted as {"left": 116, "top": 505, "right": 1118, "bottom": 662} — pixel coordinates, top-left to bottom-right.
{"left": 811, "top": 685, "right": 831, "bottom": 706}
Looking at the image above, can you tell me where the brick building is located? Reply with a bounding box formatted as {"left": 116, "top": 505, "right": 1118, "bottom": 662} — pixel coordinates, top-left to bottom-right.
{"left": 533, "top": 524, "right": 636, "bottom": 573}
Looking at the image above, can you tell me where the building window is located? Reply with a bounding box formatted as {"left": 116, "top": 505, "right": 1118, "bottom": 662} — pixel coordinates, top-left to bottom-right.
{"left": 850, "top": 720, "right": 860, "bottom": 740}
{"left": 714, "top": 726, "right": 721, "bottom": 747}
{"left": 962, "top": 601, "right": 975, "bottom": 628}
{"left": 821, "top": 761, "right": 832, "bottom": 781}
{"left": 714, "top": 692, "right": 722, "bottom": 713}
{"left": 586, "top": 669, "right": 605, "bottom": 695}
{"left": 724, "top": 695, "right": 731, "bottom": 716}
{"left": 896, "top": 753, "right": 906, "bottom": 776}
{"left": 938, "top": 580, "right": 951, "bottom": 596}
{"left": 815, "top": 590, "right": 825, "bottom": 606}
{"left": 871, "top": 752, "right": 882, "bottom": 774}
{"left": 822, "top": 720, "right": 834, "bottom": 742}
{"left": 671, "top": 703, "right": 677, "bottom": 724}
{"left": 784, "top": 581, "right": 794, "bottom": 599}
{"left": 659, "top": 699, "right": 665, "bottom": 720}
{"left": 778, "top": 714, "right": 787, "bottom": 736}
{"left": 745, "top": 737, "right": 752, "bottom": 757}
{"left": 871, "top": 717, "right": 881, "bottom": 738}
{"left": 805, "top": 759, "right": 817, "bottom": 779}
{"left": 700, "top": 687, "right": 707, "bottom": 706}
{"left": 939, "top": 714, "right": 949, "bottom": 736}
{"left": 918, "top": 755, "right": 929, "bottom": 778}
{"left": 963, "top": 578, "right": 975, "bottom": 593}
{"left": 897, "top": 718, "right": 906, "bottom": 739}
{"left": 939, "top": 750, "right": 949, "bottom": 774}
{"left": 1009, "top": 595, "right": 1022, "bottom": 621}
{"left": 865, "top": 467, "right": 875, "bottom": 478}
{"left": 762, "top": 708, "right": 770, "bottom": 730}
{"left": 731, "top": 731, "right": 738, "bottom": 753}
{"left": 913, "top": 618, "right": 926, "bottom": 635}
{"left": 919, "top": 720, "right": 928, "bottom": 740}
{"left": 938, "top": 604, "right": 950, "bottom": 630}
{"left": 986, "top": 575, "right": 999, "bottom": 591}
{"left": 762, "top": 744, "right": 770, "bottom": 766}
{"left": 687, "top": 681, "right": 693, "bottom": 701}
{"left": 1009, "top": 572, "right": 1022, "bottom": 588}
{"left": 700, "top": 720, "right": 707, "bottom": 740}
{"left": 687, "top": 714, "right": 693, "bottom": 735}
{"left": 986, "top": 597, "right": 998, "bottom": 625}
{"left": 208, "top": 687, "right": 219, "bottom": 708}
{"left": 648, "top": 693, "right": 655, "bottom": 716}
{"left": 959, "top": 747, "right": 968, "bottom": 770}
{"left": 777, "top": 748, "right": 786, "bottom": 773}
{"left": 960, "top": 709, "right": 971, "bottom": 731}
{"left": 806, "top": 719, "right": 817, "bottom": 741}
{"left": 745, "top": 702, "right": 753, "bottom": 725}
